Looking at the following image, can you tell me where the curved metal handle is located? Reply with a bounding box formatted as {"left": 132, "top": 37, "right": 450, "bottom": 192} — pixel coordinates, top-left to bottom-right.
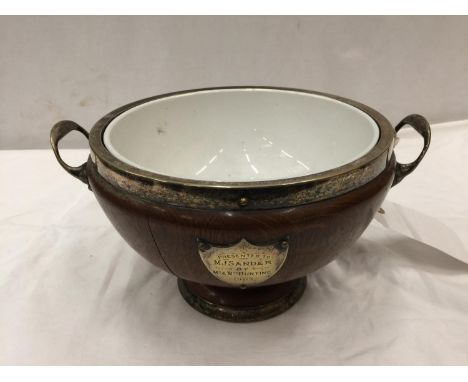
{"left": 392, "top": 114, "right": 431, "bottom": 187}
{"left": 50, "top": 120, "right": 89, "bottom": 185}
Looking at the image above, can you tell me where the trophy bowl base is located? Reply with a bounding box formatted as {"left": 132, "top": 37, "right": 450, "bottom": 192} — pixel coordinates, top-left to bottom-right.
{"left": 177, "top": 277, "right": 307, "bottom": 322}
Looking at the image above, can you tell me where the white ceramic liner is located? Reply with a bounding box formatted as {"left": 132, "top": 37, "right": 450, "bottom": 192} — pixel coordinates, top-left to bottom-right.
{"left": 104, "top": 89, "right": 379, "bottom": 182}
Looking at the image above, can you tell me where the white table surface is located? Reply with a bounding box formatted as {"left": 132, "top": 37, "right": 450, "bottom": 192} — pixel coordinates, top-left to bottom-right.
{"left": 1, "top": 121, "right": 468, "bottom": 365}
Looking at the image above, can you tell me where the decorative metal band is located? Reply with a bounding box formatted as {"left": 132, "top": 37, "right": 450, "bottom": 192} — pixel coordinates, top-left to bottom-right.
{"left": 90, "top": 148, "right": 389, "bottom": 210}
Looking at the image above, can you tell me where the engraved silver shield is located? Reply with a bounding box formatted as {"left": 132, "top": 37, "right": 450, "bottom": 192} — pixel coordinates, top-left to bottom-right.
{"left": 198, "top": 238, "right": 288, "bottom": 287}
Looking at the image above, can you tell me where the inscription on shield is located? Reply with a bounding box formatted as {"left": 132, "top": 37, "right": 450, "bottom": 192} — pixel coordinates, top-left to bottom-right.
{"left": 198, "top": 238, "right": 288, "bottom": 287}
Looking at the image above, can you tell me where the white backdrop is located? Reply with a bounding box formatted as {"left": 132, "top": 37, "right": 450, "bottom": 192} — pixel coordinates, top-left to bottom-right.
{"left": 1, "top": 16, "right": 468, "bottom": 149}
{"left": 1, "top": 121, "right": 468, "bottom": 365}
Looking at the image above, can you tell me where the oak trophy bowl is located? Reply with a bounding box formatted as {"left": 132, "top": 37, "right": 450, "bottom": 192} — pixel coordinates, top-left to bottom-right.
{"left": 50, "top": 87, "right": 431, "bottom": 322}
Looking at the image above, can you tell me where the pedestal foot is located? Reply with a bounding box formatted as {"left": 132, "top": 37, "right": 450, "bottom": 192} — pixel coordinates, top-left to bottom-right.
{"left": 178, "top": 277, "right": 307, "bottom": 322}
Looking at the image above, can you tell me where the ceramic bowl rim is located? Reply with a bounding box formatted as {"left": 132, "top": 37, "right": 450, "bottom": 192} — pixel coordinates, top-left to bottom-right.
{"left": 89, "top": 86, "right": 395, "bottom": 190}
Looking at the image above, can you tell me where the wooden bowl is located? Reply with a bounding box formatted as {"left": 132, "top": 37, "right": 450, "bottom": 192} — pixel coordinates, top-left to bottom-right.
{"left": 50, "top": 87, "right": 431, "bottom": 322}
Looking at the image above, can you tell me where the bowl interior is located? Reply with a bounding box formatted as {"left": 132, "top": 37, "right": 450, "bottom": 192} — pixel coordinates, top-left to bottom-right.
{"left": 103, "top": 89, "right": 379, "bottom": 182}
